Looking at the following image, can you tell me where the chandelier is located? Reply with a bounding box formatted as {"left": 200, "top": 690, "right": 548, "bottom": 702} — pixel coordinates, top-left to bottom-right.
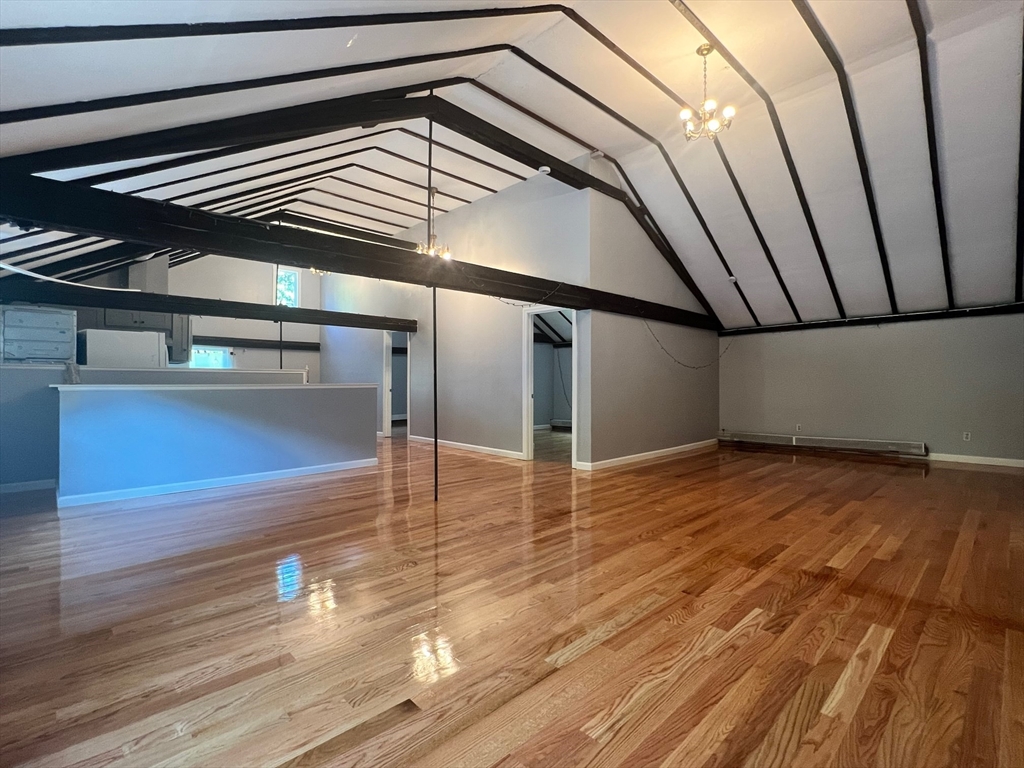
{"left": 309, "top": 267, "right": 330, "bottom": 276}
{"left": 416, "top": 186, "right": 452, "bottom": 260}
{"left": 417, "top": 114, "right": 453, "bottom": 261}
{"left": 679, "top": 43, "right": 736, "bottom": 141}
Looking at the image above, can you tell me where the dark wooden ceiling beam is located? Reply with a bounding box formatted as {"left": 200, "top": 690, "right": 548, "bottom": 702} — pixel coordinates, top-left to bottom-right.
{"left": 792, "top": 0, "right": 898, "bottom": 315}
{"left": 0, "top": 280, "right": 418, "bottom": 332}
{"left": 669, "top": 0, "right": 847, "bottom": 319}
{"left": 0, "top": 5, "right": 564, "bottom": 45}
{"left": 0, "top": 87, "right": 441, "bottom": 173}
{"left": 905, "top": 0, "right": 956, "bottom": 309}
{"left": 0, "top": 172, "right": 718, "bottom": 330}
{"left": 0, "top": 47, "right": 504, "bottom": 124}
{"left": 721, "top": 302, "right": 1024, "bottom": 336}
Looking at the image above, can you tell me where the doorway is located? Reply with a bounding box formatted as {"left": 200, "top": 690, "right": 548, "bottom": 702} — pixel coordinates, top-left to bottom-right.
{"left": 523, "top": 306, "right": 576, "bottom": 467}
{"left": 382, "top": 331, "right": 410, "bottom": 439}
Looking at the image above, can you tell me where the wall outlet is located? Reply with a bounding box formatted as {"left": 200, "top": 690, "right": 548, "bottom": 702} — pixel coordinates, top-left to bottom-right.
{"left": 962, "top": 431, "right": 971, "bottom": 442}
{"left": 796, "top": 424, "right": 802, "bottom": 432}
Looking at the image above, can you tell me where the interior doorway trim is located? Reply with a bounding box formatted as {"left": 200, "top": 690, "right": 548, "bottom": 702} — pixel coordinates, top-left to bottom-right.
{"left": 522, "top": 305, "right": 577, "bottom": 469}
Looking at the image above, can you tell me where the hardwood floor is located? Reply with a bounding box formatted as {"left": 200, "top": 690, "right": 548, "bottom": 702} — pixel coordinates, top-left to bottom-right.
{"left": 0, "top": 437, "right": 1021, "bottom": 767}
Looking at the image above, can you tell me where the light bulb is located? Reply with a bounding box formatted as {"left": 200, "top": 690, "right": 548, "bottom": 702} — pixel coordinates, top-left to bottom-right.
{"left": 679, "top": 108, "right": 693, "bottom": 121}
{"left": 722, "top": 105, "right": 736, "bottom": 119}
{"left": 441, "top": 249, "right": 452, "bottom": 260}
{"left": 707, "top": 118, "right": 721, "bottom": 132}
{"left": 703, "top": 99, "right": 717, "bottom": 112}
{"left": 686, "top": 120, "right": 695, "bottom": 131}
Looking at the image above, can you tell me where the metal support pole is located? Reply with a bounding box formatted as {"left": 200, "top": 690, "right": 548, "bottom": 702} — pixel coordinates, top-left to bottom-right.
{"left": 278, "top": 320, "right": 283, "bottom": 369}
{"left": 433, "top": 285, "right": 438, "bottom": 502}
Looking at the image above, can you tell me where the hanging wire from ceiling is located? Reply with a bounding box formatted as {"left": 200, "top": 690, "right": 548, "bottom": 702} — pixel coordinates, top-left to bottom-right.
{"left": 643, "top": 319, "right": 731, "bottom": 370}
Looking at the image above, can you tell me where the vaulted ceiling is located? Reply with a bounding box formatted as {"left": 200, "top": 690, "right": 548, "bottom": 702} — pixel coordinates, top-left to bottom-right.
{"left": 1, "top": 0, "right": 1021, "bottom": 331}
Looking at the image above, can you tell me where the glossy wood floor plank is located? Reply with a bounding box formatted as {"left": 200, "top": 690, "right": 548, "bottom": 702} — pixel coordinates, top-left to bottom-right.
{"left": 0, "top": 436, "right": 1020, "bottom": 767}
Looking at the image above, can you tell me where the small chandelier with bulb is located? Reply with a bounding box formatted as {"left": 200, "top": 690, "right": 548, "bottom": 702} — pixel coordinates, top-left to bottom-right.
{"left": 679, "top": 43, "right": 736, "bottom": 141}
{"left": 416, "top": 186, "right": 452, "bottom": 260}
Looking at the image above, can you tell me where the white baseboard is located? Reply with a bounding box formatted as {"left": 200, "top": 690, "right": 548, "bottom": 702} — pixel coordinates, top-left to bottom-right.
{"left": 928, "top": 452, "right": 1024, "bottom": 468}
{"left": 577, "top": 438, "right": 718, "bottom": 471}
{"left": 408, "top": 434, "right": 525, "bottom": 460}
{"left": 0, "top": 479, "right": 56, "bottom": 494}
{"left": 56, "top": 458, "right": 378, "bottom": 509}
{"left": 534, "top": 424, "right": 552, "bottom": 431}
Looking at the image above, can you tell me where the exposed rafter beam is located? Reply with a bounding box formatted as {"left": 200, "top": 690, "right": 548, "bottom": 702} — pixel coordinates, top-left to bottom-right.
{"left": 0, "top": 172, "right": 718, "bottom": 331}
{"left": 792, "top": 0, "right": 898, "bottom": 315}
{"left": 1, "top": 85, "right": 716, "bottom": 323}
{"left": 905, "top": 0, "right": 955, "bottom": 309}
{"left": 0, "top": 5, "right": 563, "bottom": 45}
{"left": 0, "top": 46, "right": 503, "bottom": 124}
{"left": 0, "top": 281, "right": 418, "bottom": 332}
{"left": 720, "top": 302, "right": 1024, "bottom": 336}
{"left": 669, "top": 0, "right": 846, "bottom": 319}
{"left": 0, "top": 87, "right": 441, "bottom": 173}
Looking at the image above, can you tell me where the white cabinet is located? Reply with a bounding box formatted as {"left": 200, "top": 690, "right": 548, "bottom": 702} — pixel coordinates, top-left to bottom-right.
{"left": 1, "top": 307, "right": 76, "bottom": 363}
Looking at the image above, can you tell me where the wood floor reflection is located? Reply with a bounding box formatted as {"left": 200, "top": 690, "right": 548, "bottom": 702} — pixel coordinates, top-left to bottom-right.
{"left": 0, "top": 438, "right": 1021, "bottom": 767}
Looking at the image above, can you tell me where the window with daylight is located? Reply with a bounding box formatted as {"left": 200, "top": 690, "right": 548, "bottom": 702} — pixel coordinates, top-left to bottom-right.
{"left": 190, "top": 346, "right": 233, "bottom": 369}
{"left": 275, "top": 267, "right": 300, "bottom": 308}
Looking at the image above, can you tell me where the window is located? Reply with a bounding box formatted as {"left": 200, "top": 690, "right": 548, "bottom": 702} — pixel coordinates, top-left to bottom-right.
{"left": 190, "top": 346, "right": 233, "bottom": 369}
{"left": 275, "top": 266, "right": 300, "bottom": 308}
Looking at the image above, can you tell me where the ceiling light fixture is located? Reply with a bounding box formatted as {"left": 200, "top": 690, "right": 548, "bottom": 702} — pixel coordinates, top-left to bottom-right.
{"left": 309, "top": 267, "right": 330, "bottom": 276}
{"left": 679, "top": 43, "right": 736, "bottom": 141}
{"left": 417, "top": 117, "right": 452, "bottom": 261}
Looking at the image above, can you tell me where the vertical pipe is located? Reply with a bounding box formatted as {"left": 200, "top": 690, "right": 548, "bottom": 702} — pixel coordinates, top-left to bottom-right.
{"left": 433, "top": 285, "right": 438, "bottom": 502}
{"left": 279, "top": 321, "right": 283, "bottom": 369}
{"left": 428, "top": 102, "right": 438, "bottom": 502}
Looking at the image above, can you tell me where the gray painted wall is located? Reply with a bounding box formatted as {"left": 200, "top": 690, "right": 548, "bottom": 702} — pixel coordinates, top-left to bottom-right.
{"left": 0, "top": 366, "right": 306, "bottom": 494}
{"left": 534, "top": 343, "right": 554, "bottom": 426}
{"left": 320, "top": 160, "right": 714, "bottom": 461}
{"left": 719, "top": 314, "right": 1024, "bottom": 459}
{"left": 553, "top": 345, "right": 573, "bottom": 422}
{"left": 56, "top": 384, "right": 376, "bottom": 506}
{"left": 585, "top": 313, "right": 719, "bottom": 463}
{"left": 392, "top": 349, "right": 408, "bottom": 420}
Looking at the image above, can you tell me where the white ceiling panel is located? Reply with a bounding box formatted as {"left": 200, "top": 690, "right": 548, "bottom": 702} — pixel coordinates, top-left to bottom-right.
{"left": 621, "top": 145, "right": 754, "bottom": 329}
{"left": 775, "top": 81, "right": 891, "bottom": 316}
{"left": 662, "top": 134, "right": 797, "bottom": 325}
{"left": 0, "top": 56, "right": 496, "bottom": 157}
{"left": 848, "top": 49, "right": 948, "bottom": 312}
{"left": 931, "top": 10, "right": 1022, "bottom": 306}
{"left": 477, "top": 54, "right": 648, "bottom": 157}
{"left": 0, "top": 18, "right": 552, "bottom": 110}
{"left": 713, "top": 104, "right": 840, "bottom": 321}
{"left": 0, "top": 0, "right": 568, "bottom": 27}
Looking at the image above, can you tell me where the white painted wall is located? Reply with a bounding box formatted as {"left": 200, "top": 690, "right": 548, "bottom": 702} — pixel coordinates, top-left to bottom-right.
{"left": 168, "top": 255, "right": 322, "bottom": 381}
{"left": 719, "top": 314, "right": 1024, "bottom": 461}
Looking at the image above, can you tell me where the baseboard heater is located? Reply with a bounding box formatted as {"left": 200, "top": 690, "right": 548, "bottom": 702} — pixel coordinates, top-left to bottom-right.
{"left": 721, "top": 432, "right": 928, "bottom": 457}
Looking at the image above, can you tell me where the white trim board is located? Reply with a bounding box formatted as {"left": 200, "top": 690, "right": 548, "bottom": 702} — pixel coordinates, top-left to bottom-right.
{"left": 577, "top": 439, "right": 719, "bottom": 471}
{"left": 928, "top": 453, "right": 1024, "bottom": 468}
{"left": 56, "top": 458, "right": 378, "bottom": 509}
{"left": 408, "top": 434, "right": 525, "bottom": 460}
{"left": 0, "top": 479, "right": 56, "bottom": 494}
